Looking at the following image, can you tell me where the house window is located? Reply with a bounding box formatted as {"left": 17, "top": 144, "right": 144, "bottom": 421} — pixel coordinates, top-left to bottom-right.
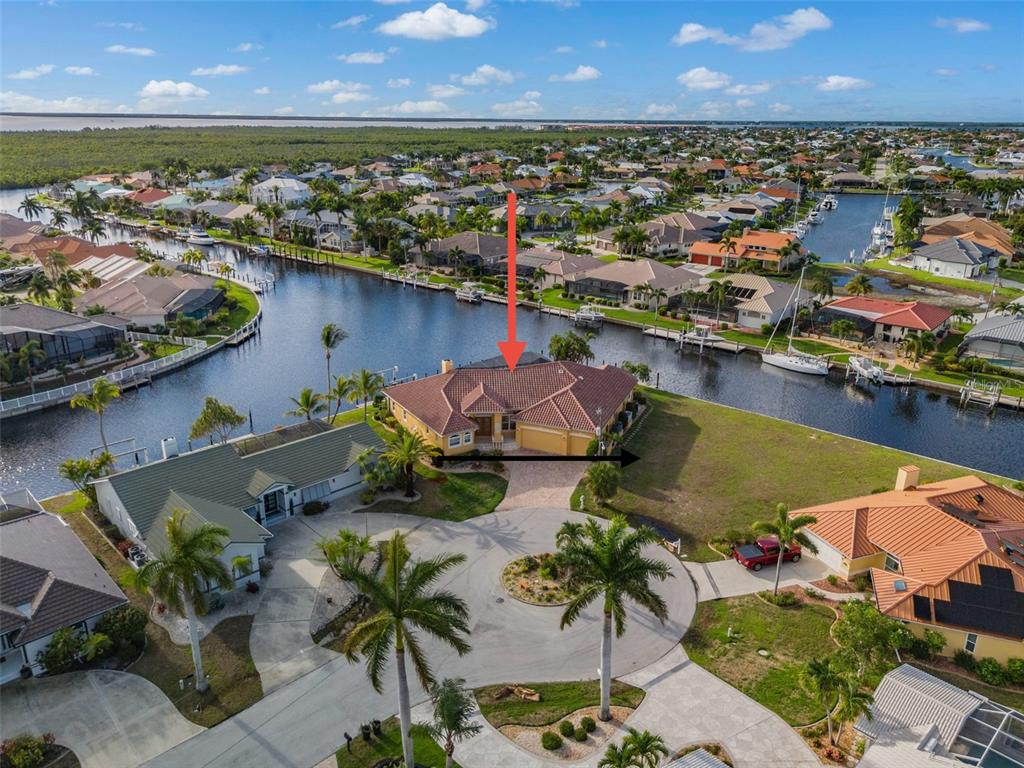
{"left": 883, "top": 553, "right": 901, "bottom": 573}
{"left": 448, "top": 434, "right": 461, "bottom": 448}
{"left": 463, "top": 431, "right": 472, "bottom": 444}
{"left": 964, "top": 633, "right": 978, "bottom": 654}
{"left": 0, "top": 632, "right": 13, "bottom": 651}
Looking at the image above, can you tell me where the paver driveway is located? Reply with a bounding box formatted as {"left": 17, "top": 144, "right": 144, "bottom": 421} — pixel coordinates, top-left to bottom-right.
{"left": 1, "top": 670, "right": 202, "bottom": 768}
{"left": 497, "top": 459, "right": 588, "bottom": 511}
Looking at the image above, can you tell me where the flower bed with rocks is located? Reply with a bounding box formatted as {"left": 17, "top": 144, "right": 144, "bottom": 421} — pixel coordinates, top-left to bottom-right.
{"left": 501, "top": 553, "right": 576, "bottom": 606}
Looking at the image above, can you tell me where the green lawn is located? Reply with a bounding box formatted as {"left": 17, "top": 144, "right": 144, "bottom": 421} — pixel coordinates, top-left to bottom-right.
{"left": 718, "top": 329, "right": 850, "bottom": 362}
{"left": 684, "top": 596, "right": 839, "bottom": 726}
{"left": 475, "top": 680, "right": 645, "bottom": 727}
{"left": 148, "top": 342, "right": 187, "bottom": 359}
{"left": 334, "top": 717, "right": 454, "bottom": 768}
{"left": 585, "top": 389, "right": 1001, "bottom": 561}
{"left": 370, "top": 472, "right": 507, "bottom": 522}
{"left": 863, "top": 257, "right": 1021, "bottom": 299}
{"left": 216, "top": 280, "right": 260, "bottom": 332}
{"left": 998, "top": 266, "right": 1024, "bottom": 284}
{"left": 538, "top": 288, "right": 691, "bottom": 330}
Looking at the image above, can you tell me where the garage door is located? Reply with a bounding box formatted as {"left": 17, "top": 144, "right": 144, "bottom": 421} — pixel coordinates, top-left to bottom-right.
{"left": 805, "top": 532, "right": 845, "bottom": 573}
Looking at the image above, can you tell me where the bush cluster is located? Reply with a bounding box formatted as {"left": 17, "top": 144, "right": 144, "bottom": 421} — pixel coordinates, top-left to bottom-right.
{"left": 758, "top": 590, "right": 799, "bottom": 607}
{"left": 540, "top": 731, "right": 563, "bottom": 750}
{"left": 95, "top": 605, "right": 148, "bottom": 662}
{"left": 0, "top": 733, "right": 54, "bottom": 768}
{"left": 558, "top": 720, "right": 574, "bottom": 738}
{"left": 953, "top": 652, "right": 1024, "bottom": 686}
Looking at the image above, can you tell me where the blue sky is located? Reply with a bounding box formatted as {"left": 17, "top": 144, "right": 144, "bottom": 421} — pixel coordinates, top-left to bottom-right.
{"left": 2, "top": 1, "right": 1021, "bottom": 121}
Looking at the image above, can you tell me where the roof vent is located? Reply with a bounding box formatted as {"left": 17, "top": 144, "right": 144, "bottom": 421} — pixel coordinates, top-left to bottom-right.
{"left": 974, "top": 493, "right": 984, "bottom": 505}
{"left": 894, "top": 580, "right": 907, "bottom": 592}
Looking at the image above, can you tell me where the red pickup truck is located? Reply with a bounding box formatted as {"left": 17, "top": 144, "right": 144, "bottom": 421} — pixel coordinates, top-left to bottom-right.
{"left": 732, "top": 537, "right": 802, "bottom": 571}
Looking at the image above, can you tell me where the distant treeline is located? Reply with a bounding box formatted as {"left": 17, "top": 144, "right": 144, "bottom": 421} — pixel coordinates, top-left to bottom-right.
{"left": 0, "top": 125, "right": 623, "bottom": 189}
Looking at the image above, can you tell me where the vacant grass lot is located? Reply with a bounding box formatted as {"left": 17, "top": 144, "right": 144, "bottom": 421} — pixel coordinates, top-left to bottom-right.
{"left": 371, "top": 472, "right": 507, "bottom": 522}
{"left": 684, "top": 595, "right": 838, "bottom": 726}
{"left": 589, "top": 389, "right": 991, "bottom": 561}
{"left": 334, "top": 716, "right": 455, "bottom": 768}
{"left": 475, "top": 680, "right": 645, "bottom": 727}
{"left": 718, "top": 329, "right": 850, "bottom": 361}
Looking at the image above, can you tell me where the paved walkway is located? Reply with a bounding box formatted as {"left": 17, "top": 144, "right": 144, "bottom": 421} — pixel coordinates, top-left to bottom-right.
{"left": 1, "top": 670, "right": 202, "bottom": 768}
{"left": 497, "top": 460, "right": 588, "bottom": 512}
{"left": 685, "top": 555, "right": 832, "bottom": 602}
{"left": 144, "top": 507, "right": 695, "bottom": 768}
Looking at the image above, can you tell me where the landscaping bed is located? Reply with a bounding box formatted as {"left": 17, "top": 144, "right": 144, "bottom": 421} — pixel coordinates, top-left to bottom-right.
{"left": 501, "top": 554, "right": 576, "bottom": 605}
{"left": 683, "top": 594, "right": 840, "bottom": 726}
{"left": 369, "top": 471, "right": 507, "bottom": 522}
{"left": 333, "top": 716, "right": 454, "bottom": 768}
{"left": 498, "top": 705, "right": 630, "bottom": 762}
{"left": 0, "top": 737, "right": 80, "bottom": 768}
{"left": 475, "top": 680, "right": 644, "bottom": 728}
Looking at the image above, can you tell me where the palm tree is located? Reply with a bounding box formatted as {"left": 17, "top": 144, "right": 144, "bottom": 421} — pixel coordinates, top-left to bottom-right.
{"left": 49, "top": 208, "right": 68, "bottom": 232}
{"left": 328, "top": 374, "right": 354, "bottom": 422}
{"left": 130, "top": 509, "right": 233, "bottom": 693}
{"left": 707, "top": 279, "right": 732, "bottom": 328}
{"left": 719, "top": 233, "right": 737, "bottom": 271}
{"left": 27, "top": 272, "right": 53, "bottom": 305}
{"left": 801, "top": 658, "right": 842, "bottom": 745}
{"left": 811, "top": 272, "right": 834, "bottom": 299}
{"left": 382, "top": 428, "right": 436, "bottom": 497}
{"left": 55, "top": 268, "right": 83, "bottom": 295}
{"left": 829, "top": 318, "right": 857, "bottom": 344}
{"left": 67, "top": 190, "right": 96, "bottom": 222}
{"left": 556, "top": 516, "right": 672, "bottom": 721}
{"left": 41, "top": 249, "right": 68, "bottom": 280}
{"left": 78, "top": 218, "right": 105, "bottom": 245}
{"left": 286, "top": 387, "right": 326, "bottom": 421}
{"left": 620, "top": 729, "right": 668, "bottom": 768}
{"left": 901, "top": 330, "right": 936, "bottom": 363}
{"left": 320, "top": 323, "right": 348, "bottom": 397}
{"left": 845, "top": 274, "right": 873, "bottom": 296}
{"left": 69, "top": 378, "right": 121, "bottom": 453}
{"left": 421, "top": 678, "right": 482, "bottom": 768}
{"left": 16, "top": 340, "right": 46, "bottom": 395}
{"left": 649, "top": 287, "right": 668, "bottom": 326}
{"left": 349, "top": 368, "right": 385, "bottom": 422}
{"left": 18, "top": 195, "right": 43, "bottom": 220}
{"left": 598, "top": 743, "right": 634, "bottom": 768}
{"left": 751, "top": 503, "right": 818, "bottom": 595}
{"left": 447, "top": 246, "right": 466, "bottom": 278}
{"left": 835, "top": 675, "right": 874, "bottom": 735}
{"left": 339, "top": 530, "right": 471, "bottom": 768}
{"left": 306, "top": 195, "right": 327, "bottom": 250}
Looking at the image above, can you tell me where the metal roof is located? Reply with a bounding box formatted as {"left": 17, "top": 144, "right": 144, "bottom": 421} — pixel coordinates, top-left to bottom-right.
{"left": 665, "top": 749, "right": 729, "bottom": 768}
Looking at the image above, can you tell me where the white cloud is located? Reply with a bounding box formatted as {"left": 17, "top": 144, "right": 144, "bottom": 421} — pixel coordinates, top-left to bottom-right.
{"left": 8, "top": 64, "right": 55, "bottom": 80}
{"left": 378, "top": 2, "right": 494, "bottom": 41}
{"left": 934, "top": 68, "right": 958, "bottom": 77}
{"left": 105, "top": 44, "right": 156, "bottom": 56}
{"left": 307, "top": 79, "right": 369, "bottom": 94}
{"left": 735, "top": 98, "right": 754, "bottom": 109}
{"left": 387, "top": 78, "right": 412, "bottom": 88}
{"left": 191, "top": 64, "right": 249, "bottom": 76}
{"left": 254, "top": 86, "right": 271, "bottom": 95}
{"left": 333, "top": 15, "right": 369, "bottom": 29}
{"left": 644, "top": 103, "right": 677, "bottom": 117}
{"left": 466, "top": 0, "right": 488, "bottom": 9}
{"left": 935, "top": 17, "right": 990, "bottom": 33}
{"left": 427, "top": 83, "right": 467, "bottom": 98}
{"left": 725, "top": 82, "right": 770, "bottom": 95}
{"left": 672, "top": 7, "right": 831, "bottom": 52}
{"left": 677, "top": 66, "right": 731, "bottom": 91}
{"left": 591, "top": 39, "right": 608, "bottom": 48}
{"left": 695, "top": 100, "right": 729, "bottom": 118}
{"left": 549, "top": 64, "right": 600, "bottom": 82}
{"left": 98, "top": 21, "right": 144, "bottom": 31}
{"left": 332, "top": 88, "right": 374, "bottom": 104}
{"left": 274, "top": 106, "right": 295, "bottom": 115}
{"left": 0, "top": 90, "right": 111, "bottom": 112}
{"left": 364, "top": 99, "right": 450, "bottom": 116}
{"left": 138, "top": 80, "right": 209, "bottom": 107}
{"left": 451, "top": 64, "right": 515, "bottom": 86}
{"left": 817, "top": 74, "right": 873, "bottom": 91}
{"left": 65, "top": 66, "right": 96, "bottom": 76}
{"left": 554, "top": 45, "right": 573, "bottom": 54}
{"left": 491, "top": 91, "right": 542, "bottom": 117}
{"left": 337, "top": 51, "right": 388, "bottom": 64}
{"left": 234, "top": 42, "right": 261, "bottom": 52}
{"left": 769, "top": 102, "right": 792, "bottom": 114}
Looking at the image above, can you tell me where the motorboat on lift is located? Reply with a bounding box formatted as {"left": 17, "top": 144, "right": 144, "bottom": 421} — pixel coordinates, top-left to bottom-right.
{"left": 807, "top": 209, "right": 824, "bottom": 224}
{"left": 761, "top": 266, "right": 830, "bottom": 376}
{"left": 454, "top": 282, "right": 484, "bottom": 303}
{"left": 848, "top": 355, "right": 886, "bottom": 384}
{"left": 573, "top": 304, "right": 605, "bottom": 327}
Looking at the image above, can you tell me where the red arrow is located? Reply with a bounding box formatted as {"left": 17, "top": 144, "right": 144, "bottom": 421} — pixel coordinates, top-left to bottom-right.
{"left": 497, "top": 191, "right": 527, "bottom": 371}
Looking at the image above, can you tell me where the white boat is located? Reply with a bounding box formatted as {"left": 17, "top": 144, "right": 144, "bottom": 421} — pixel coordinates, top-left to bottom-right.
{"left": 145, "top": 220, "right": 161, "bottom": 232}
{"left": 848, "top": 355, "right": 885, "bottom": 384}
{"left": 454, "top": 282, "right": 484, "bottom": 303}
{"left": 807, "top": 209, "right": 823, "bottom": 224}
{"left": 186, "top": 227, "right": 215, "bottom": 246}
{"left": 822, "top": 194, "right": 838, "bottom": 210}
{"left": 680, "top": 325, "right": 725, "bottom": 347}
{"left": 782, "top": 223, "right": 808, "bottom": 239}
{"left": 760, "top": 266, "right": 830, "bottom": 376}
{"left": 573, "top": 304, "right": 605, "bottom": 326}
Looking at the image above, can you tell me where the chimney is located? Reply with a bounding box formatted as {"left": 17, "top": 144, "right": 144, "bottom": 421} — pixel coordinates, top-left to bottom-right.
{"left": 440, "top": 359, "right": 455, "bottom": 374}
{"left": 161, "top": 436, "right": 179, "bottom": 460}
{"left": 895, "top": 465, "right": 920, "bottom": 492}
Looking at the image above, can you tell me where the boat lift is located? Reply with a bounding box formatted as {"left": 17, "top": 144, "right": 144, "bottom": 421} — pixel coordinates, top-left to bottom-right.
{"left": 959, "top": 379, "right": 1003, "bottom": 412}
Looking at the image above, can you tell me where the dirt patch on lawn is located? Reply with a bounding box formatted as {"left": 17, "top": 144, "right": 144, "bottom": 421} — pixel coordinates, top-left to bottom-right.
{"left": 498, "top": 706, "right": 633, "bottom": 761}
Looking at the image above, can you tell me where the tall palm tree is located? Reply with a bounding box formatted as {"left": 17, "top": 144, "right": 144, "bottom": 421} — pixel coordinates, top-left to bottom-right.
{"left": 286, "top": 388, "right": 326, "bottom": 421}
{"left": 556, "top": 516, "right": 672, "bottom": 721}
{"left": 320, "top": 322, "right": 348, "bottom": 396}
{"left": 620, "top": 729, "right": 669, "bottom": 768}
{"left": 42, "top": 249, "right": 69, "bottom": 280}
{"left": 801, "top": 657, "right": 842, "bottom": 745}
{"left": 811, "top": 272, "right": 834, "bottom": 299}
{"left": 328, "top": 374, "right": 354, "bottom": 422}
{"left": 845, "top": 274, "right": 873, "bottom": 296}
{"left": 79, "top": 217, "right": 105, "bottom": 244}
{"left": 18, "top": 195, "right": 43, "bottom": 220}
{"left": 54, "top": 268, "right": 83, "bottom": 295}
{"left": 70, "top": 378, "right": 122, "bottom": 454}
{"left": 751, "top": 503, "right": 818, "bottom": 595}
{"left": 597, "top": 743, "right": 634, "bottom": 768}
{"left": 829, "top": 318, "right": 857, "bottom": 344}
{"left": 16, "top": 340, "right": 46, "bottom": 395}
{"left": 835, "top": 676, "right": 874, "bottom": 734}
{"left": 707, "top": 279, "right": 732, "bottom": 328}
{"left": 649, "top": 287, "right": 668, "bottom": 325}
{"left": 447, "top": 246, "right": 466, "bottom": 278}
{"left": 306, "top": 195, "right": 327, "bottom": 250}
{"left": 382, "top": 428, "right": 437, "bottom": 497}
{"left": 49, "top": 208, "right": 68, "bottom": 232}
{"left": 349, "top": 368, "right": 385, "bottom": 422}
{"left": 421, "top": 678, "right": 482, "bottom": 768}
{"left": 902, "top": 330, "right": 936, "bottom": 364}
{"left": 67, "top": 190, "right": 96, "bottom": 222}
{"left": 27, "top": 272, "right": 53, "bottom": 305}
{"left": 130, "top": 509, "right": 233, "bottom": 693}
{"left": 339, "top": 530, "right": 471, "bottom": 768}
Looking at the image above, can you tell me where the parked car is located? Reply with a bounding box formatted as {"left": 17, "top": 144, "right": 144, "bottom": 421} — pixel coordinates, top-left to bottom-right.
{"left": 732, "top": 537, "right": 801, "bottom": 571}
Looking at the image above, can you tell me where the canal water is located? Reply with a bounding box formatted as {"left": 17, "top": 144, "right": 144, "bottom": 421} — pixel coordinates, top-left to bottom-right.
{"left": 2, "top": 190, "right": 1023, "bottom": 495}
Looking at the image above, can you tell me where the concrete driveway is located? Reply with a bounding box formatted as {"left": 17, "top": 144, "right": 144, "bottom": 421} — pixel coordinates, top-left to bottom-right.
{"left": 686, "top": 554, "right": 832, "bottom": 601}
{"left": 1, "top": 670, "right": 202, "bottom": 768}
{"left": 144, "top": 507, "right": 695, "bottom": 768}
{"left": 497, "top": 459, "right": 589, "bottom": 511}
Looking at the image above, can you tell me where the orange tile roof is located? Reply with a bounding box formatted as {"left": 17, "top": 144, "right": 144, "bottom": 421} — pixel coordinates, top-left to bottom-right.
{"left": 826, "top": 296, "right": 951, "bottom": 332}
{"left": 922, "top": 215, "right": 1013, "bottom": 256}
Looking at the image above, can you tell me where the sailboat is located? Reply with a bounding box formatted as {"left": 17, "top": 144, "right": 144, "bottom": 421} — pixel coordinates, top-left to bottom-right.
{"left": 761, "top": 266, "right": 830, "bottom": 376}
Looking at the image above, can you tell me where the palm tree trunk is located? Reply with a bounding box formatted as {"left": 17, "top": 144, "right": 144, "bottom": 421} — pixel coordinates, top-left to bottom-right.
{"left": 405, "top": 465, "right": 415, "bottom": 498}
{"left": 98, "top": 412, "right": 109, "bottom": 454}
{"left": 395, "top": 647, "right": 415, "bottom": 768}
{"left": 445, "top": 747, "right": 454, "bottom": 768}
{"left": 773, "top": 550, "right": 783, "bottom": 596}
{"left": 600, "top": 610, "right": 612, "bottom": 721}
{"left": 184, "top": 595, "right": 208, "bottom": 692}
{"left": 27, "top": 371, "right": 35, "bottom": 396}
{"left": 826, "top": 706, "right": 834, "bottom": 745}
{"left": 326, "top": 355, "right": 332, "bottom": 407}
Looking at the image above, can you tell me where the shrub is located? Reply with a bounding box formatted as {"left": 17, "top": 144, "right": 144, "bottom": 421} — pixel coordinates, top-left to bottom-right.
{"left": 822, "top": 746, "right": 844, "bottom": 763}
{"left": 302, "top": 500, "right": 328, "bottom": 516}
{"left": 852, "top": 573, "right": 873, "bottom": 593}
{"left": 804, "top": 586, "right": 824, "bottom": 600}
{"left": 573, "top": 726, "right": 588, "bottom": 742}
{"left": 1006, "top": 658, "right": 1024, "bottom": 685}
{"left": 82, "top": 632, "right": 112, "bottom": 661}
{"left": 558, "top": 720, "right": 574, "bottom": 738}
{"left": 761, "top": 323, "right": 774, "bottom": 337}
{"left": 95, "top": 605, "right": 148, "bottom": 660}
{"left": 0, "top": 734, "right": 45, "bottom": 768}
{"left": 826, "top": 574, "right": 839, "bottom": 586}
{"left": 359, "top": 490, "right": 375, "bottom": 505}
{"left": 541, "top": 731, "right": 563, "bottom": 751}
{"left": 975, "top": 657, "right": 1008, "bottom": 686}
{"left": 36, "top": 627, "right": 84, "bottom": 674}
{"left": 538, "top": 559, "right": 560, "bottom": 581}
{"left": 580, "top": 716, "right": 596, "bottom": 733}
{"left": 953, "top": 649, "right": 977, "bottom": 672}
{"left": 759, "top": 590, "right": 799, "bottom": 607}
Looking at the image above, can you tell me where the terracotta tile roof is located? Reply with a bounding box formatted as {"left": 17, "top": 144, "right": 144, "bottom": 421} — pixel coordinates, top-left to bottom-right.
{"left": 385, "top": 361, "right": 636, "bottom": 437}
{"left": 825, "top": 297, "right": 952, "bottom": 332}
{"left": 127, "top": 188, "right": 172, "bottom": 205}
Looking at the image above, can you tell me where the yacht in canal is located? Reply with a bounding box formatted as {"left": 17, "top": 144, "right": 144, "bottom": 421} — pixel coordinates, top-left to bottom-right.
{"left": 821, "top": 194, "right": 838, "bottom": 210}
{"left": 807, "top": 209, "right": 824, "bottom": 225}
{"left": 186, "top": 226, "right": 215, "bottom": 246}
{"left": 761, "top": 266, "right": 830, "bottom": 376}
{"left": 454, "top": 282, "right": 484, "bottom": 303}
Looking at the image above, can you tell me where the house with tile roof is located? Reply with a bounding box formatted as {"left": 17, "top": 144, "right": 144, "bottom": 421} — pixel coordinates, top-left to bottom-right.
{"left": 694, "top": 274, "right": 812, "bottom": 330}
{"left": 812, "top": 296, "right": 952, "bottom": 344}
{"left": 907, "top": 237, "right": 1000, "bottom": 280}
{"left": 413, "top": 232, "right": 507, "bottom": 274}
{"left": 385, "top": 357, "right": 637, "bottom": 455}
{"left": 593, "top": 212, "right": 721, "bottom": 258}
{"left": 688, "top": 228, "right": 803, "bottom": 272}
{"left": 0, "top": 492, "right": 128, "bottom": 683}
{"left": 564, "top": 258, "right": 702, "bottom": 310}
{"left": 93, "top": 421, "right": 384, "bottom": 587}
{"left": 921, "top": 214, "right": 1014, "bottom": 258}
{"left": 791, "top": 466, "right": 1024, "bottom": 663}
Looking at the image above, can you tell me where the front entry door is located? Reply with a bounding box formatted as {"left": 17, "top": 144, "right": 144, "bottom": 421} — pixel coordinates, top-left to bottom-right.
{"left": 474, "top": 416, "right": 492, "bottom": 436}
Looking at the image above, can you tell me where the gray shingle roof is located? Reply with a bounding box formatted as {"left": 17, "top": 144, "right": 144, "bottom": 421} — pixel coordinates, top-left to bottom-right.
{"left": 145, "top": 491, "right": 272, "bottom": 553}
{"left": 911, "top": 237, "right": 995, "bottom": 266}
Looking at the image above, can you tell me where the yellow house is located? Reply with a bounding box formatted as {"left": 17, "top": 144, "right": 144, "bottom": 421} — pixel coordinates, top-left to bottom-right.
{"left": 792, "top": 466, "right": 1024, "bottom": 664}
{"left": 384, "top": 356, "right": 637, "bottom": 456}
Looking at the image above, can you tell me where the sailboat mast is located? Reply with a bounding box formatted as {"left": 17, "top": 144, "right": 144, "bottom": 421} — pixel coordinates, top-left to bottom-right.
{"left": 787, "top": 266, "right": 805, "bottom": 354}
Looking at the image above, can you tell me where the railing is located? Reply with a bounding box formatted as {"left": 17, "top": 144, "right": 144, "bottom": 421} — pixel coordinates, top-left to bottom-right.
{"left": 127, "top": 331, "right": 207, "bottom": 348}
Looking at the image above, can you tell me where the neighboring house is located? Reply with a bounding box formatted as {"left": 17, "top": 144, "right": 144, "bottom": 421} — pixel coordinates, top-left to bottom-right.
{"left": 688, "top": 229, "right": 802, "bottom": 272}
{"left": 490, "top": 201, "right": 571, "bottom": 231}
{"left": 564, "top": 258, "right": 702, "bottom": 309}
{"left": 281, "top": 209, "right": 354, "bottom": 248}
{"left": 385, "top": 356, "right": 637, "bottom": 455}
{"left": 537, "top": 252, "right": 607, "bottom": 289}
{"left": 397, "top": 173, "right": 436, "bottom": 190}
{"left": 126, "top": 188, "right": 171, "bottom": 207}
{"left": 856, "top": 665, "right": 1023, "bottom": 768}
{"left": 0, "top": 490, "right": 128, "bottom": 683}
{"left": 827, "top": 171, "right": 877, "bottom": 188}
{"left": 250, "top": 177, "right": 310, "bottom": 206}
{"left": 0, "top": 303, "right": 125, "bottom": 370}
{"left": 13, "top": 236, "right": 139, "bottom": 267}
{"left": 812, "top": 297, "right": 952, "bottom": 343}
{"left": 93, "top": 421, "right": 384, "bottom": 585}
{"left": 695, "top": 273, "right": 811, "bottom": 330}
{"left": 907, "top": 237, "right": 999, "bottom": 280}
{"left": 793, "top": 466, "right": 1024, "bottom": 663}
{"left": 593, "top": 212, "right": 721, "bottom": 258}
{"left": 414, "top": 232, "right": 507, "bottom": 273}
{"left": 959, "top": 314, "right": 1024, "bottom": 369}
{"left": 0, "top": 213, "right": 46, "bottom": 251}
{"left": 73, "top": 273, "right": 225, "bottom": 328}
{"left": 921, "top": 214, "right": 1015, "bottom": 258}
